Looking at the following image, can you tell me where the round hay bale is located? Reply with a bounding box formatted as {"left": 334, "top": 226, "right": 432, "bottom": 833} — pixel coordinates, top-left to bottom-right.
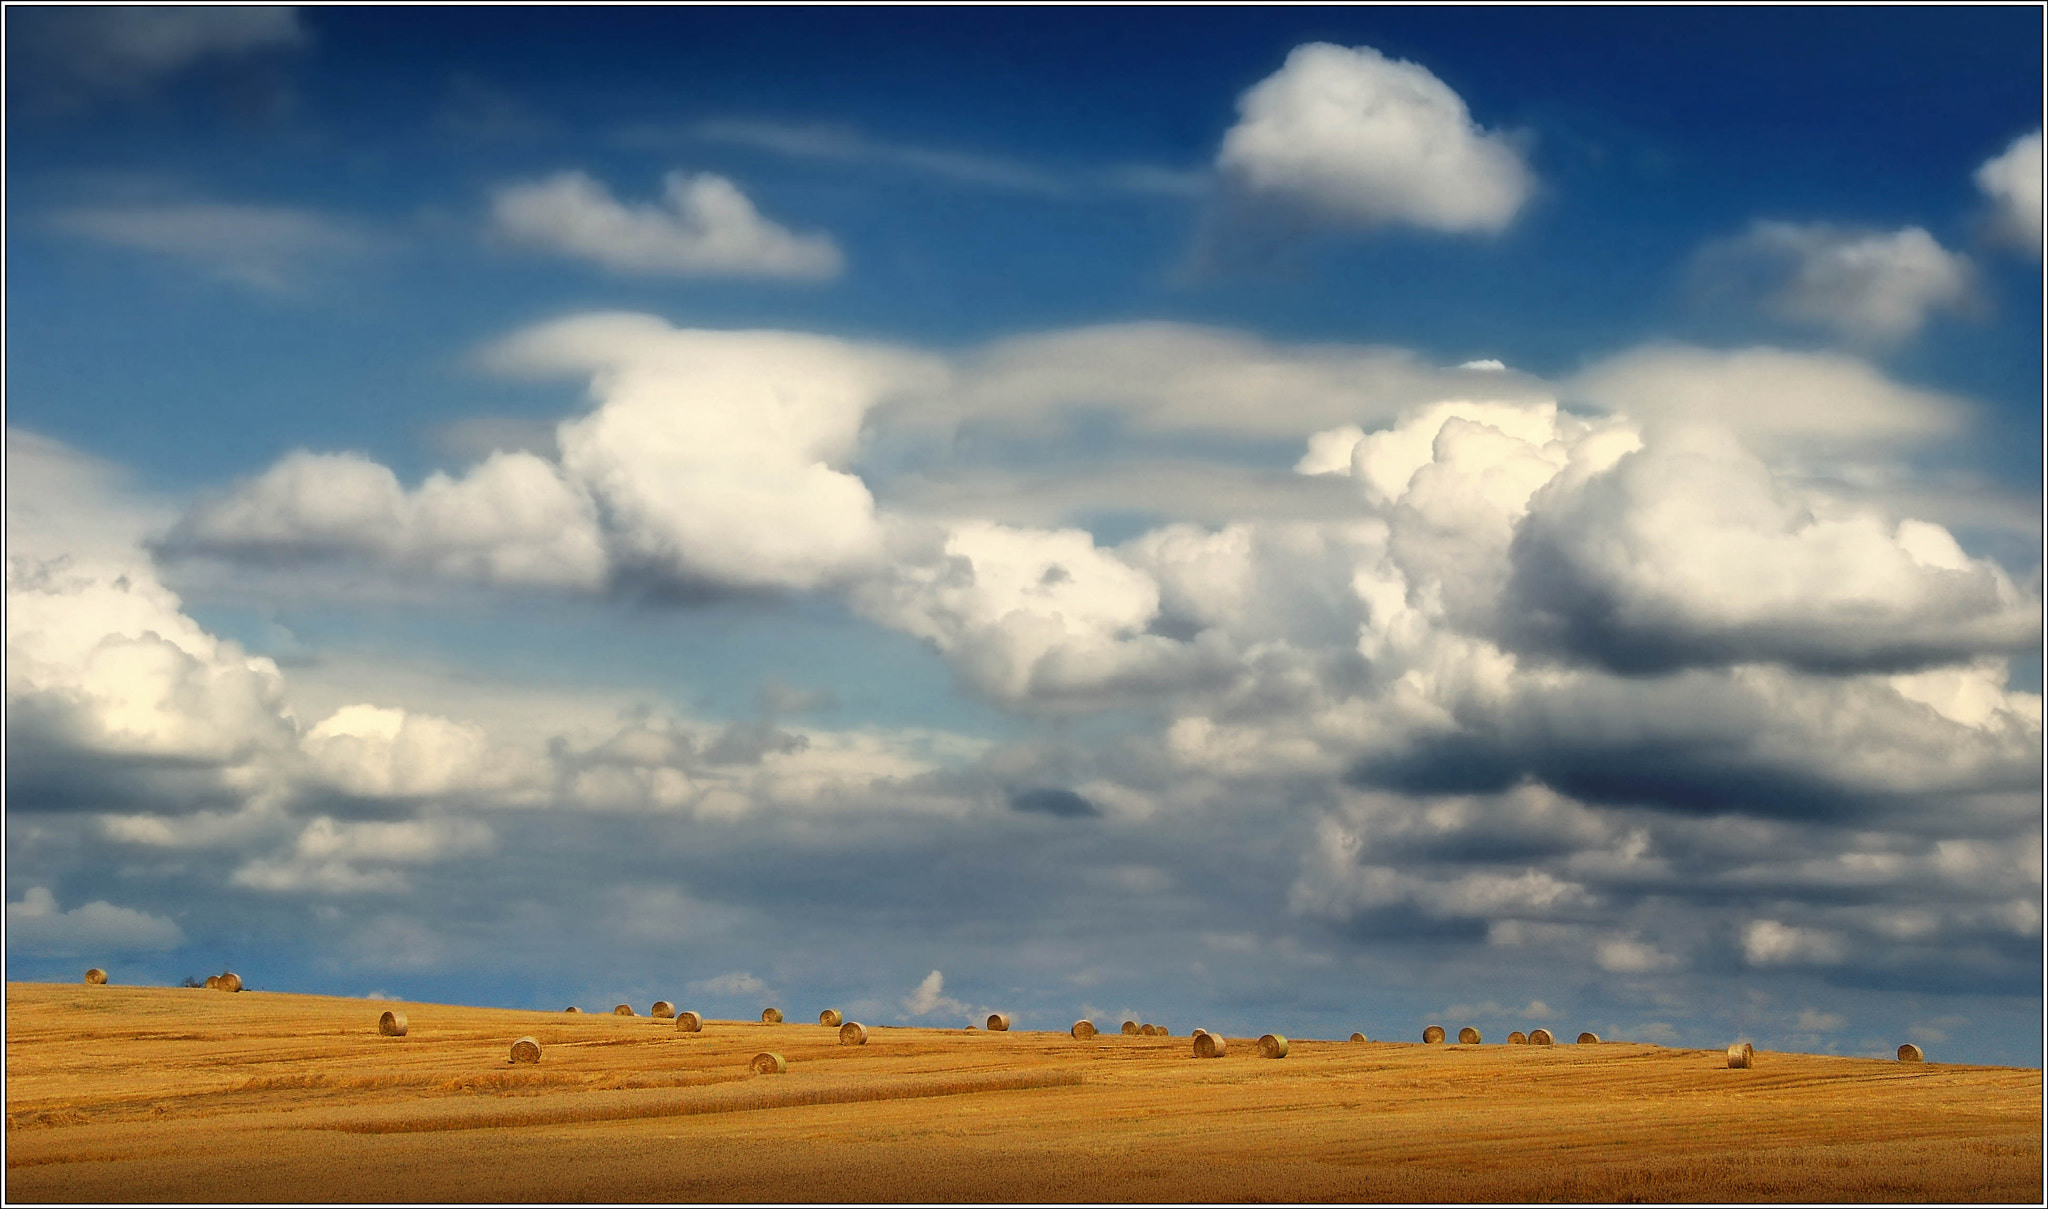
{"left": 564, "top": 1006, "right": 581, "bottom": 1013}
{"left": 1727, "top": 1042, "right": 1754, "bottom": 1069}
{"left": 1350, "top": 1032, "right": 1367, "bottom": 1042}
{"left": 1529, "top": 1028, "right": 1554, "bottom": 1046}
{"left": 1193, "top": 1031, "right": 1227, "bottom": 1058}
{"left": 651, "top": 1001, "right": 675, "bottom": 1019}
{"left": 1459, "top": 1027, "right": 1482, "bottom": 1045}
{"left": 1507, "top": 1031, "right": 1527, "bottom": 1045}
{"left": 986, "top": 1013, "right": 1010, "bottom": 1032}
{"left": 613, "top": 1004, "right": 634, "bottom": 1017}
{"left": 1577, "top": 1032, "right": 1599, "bottom": 1044}
{"left": 378, "top": 1010, "right": 408, "bottom": 1037}
{"left": 750, "top": 1051, "right": 787, "bottom": 1075}
{"left": 509, "top": 1037, "right": 541, "bottom": 1064}
{"left": 84, "top": 968, "right": 108, "bottom": 985}
{"left": 1423, "top": 1025, "right": 1446, "bottom": 1044}
{"left": 1139, "top": 1023, "right": 1158, "bottom": 1036}
{"left": 1897, "top": 1043, "right": 1924, "bottom": 1063}
{"left": 1071, "top": 1020, "right": 1097, "bottom": 1039}
{"left": 218, "top": 972, "right": 242, "bottom": 993}
{"left": 676, "top": 1011, "right": 703, "bottom": 1032}
{"left": 761, "top": 1007, "right": 783, "bottom": 1024}
{"left": 1154, "top": 1026, "right": 1172, "bottom": 1037}
{"left": 819, "top": 1008, "right": 843, "bottom": 1028}
{"left": 1192, "top": 1027, "right": 1207, "bottom": 1037}
{"left": 1121, "top": 1020, "right": 1140, "bottom": 1036}
{"left": 1257, "top": 1033, "right": 1289, "bottom": 1059}
{"left": 839, "top": 1021, "right": 868, "bottom": 1046}
{"left": 204, "top": 975, "right": 221, "bottom": 990}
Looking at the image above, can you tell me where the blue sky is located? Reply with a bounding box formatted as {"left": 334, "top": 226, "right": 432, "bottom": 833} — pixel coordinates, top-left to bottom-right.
{"left": 7, "top": 7, "right": 2043, "bottom": 1064}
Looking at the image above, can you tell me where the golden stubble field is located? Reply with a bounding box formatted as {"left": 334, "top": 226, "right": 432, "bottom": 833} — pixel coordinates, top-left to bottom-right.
{"left": 5, "top": 982, "right": 2040, "bottom": 1203}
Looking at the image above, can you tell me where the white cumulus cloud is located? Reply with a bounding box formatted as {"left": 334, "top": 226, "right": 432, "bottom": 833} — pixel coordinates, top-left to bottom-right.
{"left": 902, "top": 969, "right": 971, "bottom": 1018}
{"left": 1742, "top": 919, "right": 1847, "bottom": 967}
{"left": 1217, "top": 42, "right": 1532, "bottom": 234}
{"left": 1701, "top": 221, "right": 1976, "bottom": 343}
{"left": 7, "top": 887, "right": 185, "bottom": 954}
{"left": 1974, "top": 129, "right": 2043, "bottom": 256}
{"left": 490, "top": 169, "right": 843, "bottom": 279}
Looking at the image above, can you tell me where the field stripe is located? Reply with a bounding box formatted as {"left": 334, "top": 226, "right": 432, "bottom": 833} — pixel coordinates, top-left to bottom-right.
{"left": 321, "top": 1067, "right": 1086, "bottom": 1134}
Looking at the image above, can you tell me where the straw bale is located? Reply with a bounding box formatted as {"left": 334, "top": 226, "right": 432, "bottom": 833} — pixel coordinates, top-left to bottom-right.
{"left": 819, "top": 1009, "right": 843, "bottom": 1027}
{"left": 83, "top": 968, "right": 107, "bottom": 985}
{"left": 1139, "top": 1023, "right": 1158, "bottom": 1036}
{"left": 1577, "top": 1031, "right": 1599, "bottom": 1044}
{"left": 839, "top": 1021, "right": 868, "bottom": 1046}
{"left": 1529, "top": 1028, "right": 1553, "bottom": 1045}
{"left": 1193, "top": 1031, "right": 1227, "bottom": 1058}
{"left": 1349, "top": 1032, "right": 1367, "bottom": 1042}
{"left": 1726, "top": 1041, "right": 1754, "bottom": 1069}
{"left": 1257, "top": 1033, "right": 1289, "bottom": 1059}
{"left": 378, "top": 1010, "right": 408, "bottom": 1037}
{"left": 651, "top": 1001, "right": 675, "bottom": 1019}
{"left": 1458, "top": 1027, "right": 1482, "bottom": 1044}
{"left": 204, "top": 975, "right": 221, "bottom": 989}
{"left": 761, "top": 1008, "right": 783, "bottom": 1023}
{"left": 564, "top": 1006, "right": 581, "bottom": 1013}
{"left": 1507, "top": 1031, "right": 1527, "bottom": 1044}
{"left": 986, "top": 1013, "right": 1010, "bottom": 1032}
{"left": 218, "top": 972, "right": 242, "bottom": 993}
{"left": 1121, "top": 1020, "right": 1140, "bottom": 1035}
{"left": 1071, "top": 1020, "right": 1097, "bottom": 1039}
{"left": 750, "top": 1051, "right": 787, "bottom": 1075}
{"left": 676, "top": 1011, "right": 703, "bottom": 1032}
{"left": 613, "top": 1004, "right": 635, "bottom": 1016}
{"left": 1897, "top": 1043, "right": 1924, "bottom": 1062}
{"left": 1423, "top": 1025, "right": 1446, "bottom": 1044}
{"left": 509, "top": 1037, "right": 541, "bottom": 1064}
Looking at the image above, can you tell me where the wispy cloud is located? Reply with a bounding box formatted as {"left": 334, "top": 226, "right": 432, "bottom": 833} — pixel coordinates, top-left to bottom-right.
{"left": 9, "top": 6, "right": 307, "bottom": 104}
{"left": 675, "top": 119, "right": 1068, "bottom": 194}
{"left": 50, "top": 201, "right": 371, "bottom": 292}
{"left": 622, "top": 118, "right": 1204, "bottom": 201}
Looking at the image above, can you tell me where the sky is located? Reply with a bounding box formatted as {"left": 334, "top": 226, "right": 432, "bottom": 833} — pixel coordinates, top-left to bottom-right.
{"left": 5, "top": 7, "right": 2043, "bottom": 1065}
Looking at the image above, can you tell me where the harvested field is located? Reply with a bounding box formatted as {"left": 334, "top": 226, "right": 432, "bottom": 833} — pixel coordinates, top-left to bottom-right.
{"left": 4, "top": 983, "right": 2039, "bottom": 1203}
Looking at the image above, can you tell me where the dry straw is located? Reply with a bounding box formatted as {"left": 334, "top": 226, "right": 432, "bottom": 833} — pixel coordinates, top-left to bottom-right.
{"left": 1577, "top": 1032, "right": 1599, "bottom": 1044}
{"left": 509, "top": 1037, "right": 541, "bottom": 1064}
{"left": 839, "top": 1021, "right": 868, "bottom": 1046}
{"left": 750, "top": 1052, "right": 787, "bottom": 1074}
{"left": 1726, "top": 1041, "right": 1754, "bottom": 1069}
{"left": 1122, "top": 1020, "right": 1140, "bottom": 1036}
{"left": 378, "top": 1011, "right": 408, "bottom": 1037}
{"left": 819, "top": 1009, "right": 843, "bottom": 1027}
{"left": 651, "top": 1001, "right": 676, "bottom": 1019}
{"left": 1193, "top": 1031, "right": 1227, "bottom": 1058}
{"left": 1459, "top": 1027, "right": 1482, "bottom": 1044}
{"left": 676, "top": 1011, "right": 703, "bottom": 1033}
{"left": 613, "top": 1004, "right": 635, "bottom": 1017}
{"left": 84, "top": 968, "right": 108, "bottom": 985}
{"left": 1897, "top": 1043, "right": 1924, "bottom": 1063}
{"left": 1349, "top": 1032, "right": 1367, "bottom": 1042}
{"left": 761, "top": 1008, "right": 783, "bottom": 1024}
{"left": 1423, "top": 1025, "right": 1446, "bottom": 1044}
{"left": 1258, "top": 1033, "right": 1289, "bottom": 1059}
{"left": 1529, "top": 1028, "right": 1554, "bottom": 1046}
{"left": 204, "top": 975, "right": 221, "bottom": 989}
{"left": 1507, "top": 1031, "right": 1527, "bottom": 1045}
{"left": 1071, "top": 1020, "right": 1097, "bottom": 1039}
{"left": 986, "top": 1013, "right": 1010, "bottom": 1032}
{"left": 218, "top": 972, "right": 243, "bottom": 993}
